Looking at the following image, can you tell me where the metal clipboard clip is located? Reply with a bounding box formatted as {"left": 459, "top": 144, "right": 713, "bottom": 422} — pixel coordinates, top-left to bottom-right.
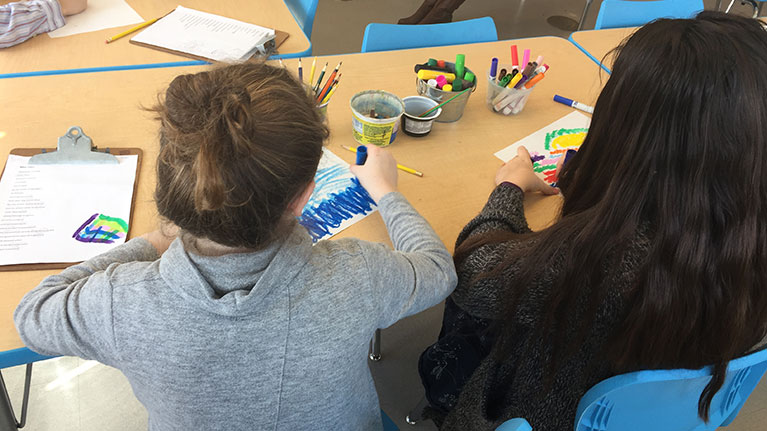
{"left": 29, "top": 126, "right": 118, "bottom": 165}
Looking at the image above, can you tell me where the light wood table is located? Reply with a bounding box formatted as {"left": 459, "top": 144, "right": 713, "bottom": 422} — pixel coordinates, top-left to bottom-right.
{"left": 569, "top": 27, "right": 638, "bottom": 72}
{"left": 0, "top": 36, "right": 605, "bottom": 353}
{"left": 0, "top": 0, "right": 310, "bottom": 75}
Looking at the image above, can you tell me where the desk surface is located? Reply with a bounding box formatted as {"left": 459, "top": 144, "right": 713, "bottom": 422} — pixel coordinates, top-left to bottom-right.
{"left": 0, "top": 0, "right": 310, "bottom": 75}
{"left": 0, "top": 36, "right": 605, "bottom": 352}
{"left": 570, "top": 27, "right": 638, "bottom": 70}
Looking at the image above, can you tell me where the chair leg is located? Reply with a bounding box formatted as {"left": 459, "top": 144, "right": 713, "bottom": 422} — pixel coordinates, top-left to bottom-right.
{"left": 369, "top": 329, "right": 382, "bottom": 361}
{"left": 405, "top": 395, "right": 429, "bottom": 425}
{"left": 0, "top": 364, "right": 34, "bottom": 430}
{"left": 577, "top": 0, "right": 594, "bottom": 31}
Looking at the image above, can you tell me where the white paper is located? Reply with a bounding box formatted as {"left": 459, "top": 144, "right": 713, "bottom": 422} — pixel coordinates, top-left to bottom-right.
{"left": 131, "top": 6, "right": 276, "bottom": 62}
{"left": 298, "top": 149, "right": 377, "bottom": 243}
{"left": 0, "top": 155, "right": 138, "bottom": 265}
{"left": 494, "top": 111, "right": 591, "bottom": 185}
{"left": 48, "top": 0, "right": 143, "bottom": 38}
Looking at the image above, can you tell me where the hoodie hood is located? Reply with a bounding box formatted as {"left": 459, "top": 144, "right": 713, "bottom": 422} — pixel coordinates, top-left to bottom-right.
{"left": 158, "top": 224, "right": 313, "bottom": 317}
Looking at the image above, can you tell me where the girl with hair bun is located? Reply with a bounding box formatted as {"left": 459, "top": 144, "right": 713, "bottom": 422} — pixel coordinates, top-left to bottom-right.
{"left": 15, "top": 61, "right": 457, "bottom": 430}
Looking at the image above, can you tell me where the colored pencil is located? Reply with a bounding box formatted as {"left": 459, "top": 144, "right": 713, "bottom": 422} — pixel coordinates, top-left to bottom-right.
{"left": 339, "top": 145, "right": 424, "bottom": 177}
{"left": 317, "top": 62, "right": 341, "bottom": 102}
{"left": 321, "top": 82, "right": 339, "bottom": 105}
{"left": 298, "top": 58, "right": 303, "bottom": 82}
{"left": 105, "top": 17, "right": 159, "bottom": 43}
{"left": 309, "top": 57, "right": 317, "bottom": 87}
{"left": 313, "top": 62, "right": 328, "bottom": 94}
{"left": 418, "top": 87, "right": 471, "bottom": 117}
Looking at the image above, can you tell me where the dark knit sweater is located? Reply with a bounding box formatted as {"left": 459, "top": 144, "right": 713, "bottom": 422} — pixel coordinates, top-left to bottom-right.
{"left": 420, "top": 182, "right": 650, "bottom": 431}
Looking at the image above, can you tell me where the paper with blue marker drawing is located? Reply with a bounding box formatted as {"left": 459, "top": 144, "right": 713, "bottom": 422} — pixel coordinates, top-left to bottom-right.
{"left": 298, "top": 148, "right": 377, "bottom": 243}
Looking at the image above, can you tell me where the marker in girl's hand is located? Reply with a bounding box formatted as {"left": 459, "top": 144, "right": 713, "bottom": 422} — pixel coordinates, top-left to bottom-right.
{"left": 356, "top": 145, "right": 368, "bottom": 165}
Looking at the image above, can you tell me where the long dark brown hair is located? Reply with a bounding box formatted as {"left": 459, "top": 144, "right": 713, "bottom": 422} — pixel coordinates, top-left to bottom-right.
{"left": 149, "top": 61, "right": 328, "bottom": 249}
{"left": 456, "top": 11, "right": 767, "bottom": 419}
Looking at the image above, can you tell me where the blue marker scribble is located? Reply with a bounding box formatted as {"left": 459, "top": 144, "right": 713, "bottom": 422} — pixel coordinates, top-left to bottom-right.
{"left": 299, "top": 177, "right": 376, "bottom": 242}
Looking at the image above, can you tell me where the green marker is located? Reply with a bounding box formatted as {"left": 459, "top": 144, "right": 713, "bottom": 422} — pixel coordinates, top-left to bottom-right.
{"left": 464, "top": 71, "right": 475, "bottom": 84}
{"left": 455, "top": 54, "right": 465, "bottom": 79}
{"left": 499, "top": 74, "right": 512, "bottom": 87}
{"left": 452, "top": 78, "right": 463, "bottom": 92}
{"left": 427, "top": 58, "right": 438, "bottom": 66}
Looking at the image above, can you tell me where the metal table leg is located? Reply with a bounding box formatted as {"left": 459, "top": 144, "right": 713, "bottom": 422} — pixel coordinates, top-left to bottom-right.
{"left": 0, "top": 364, "right": 33, "bottom": 430}
{"left": 369, "top": 329, "right": 381, "bottom": 361}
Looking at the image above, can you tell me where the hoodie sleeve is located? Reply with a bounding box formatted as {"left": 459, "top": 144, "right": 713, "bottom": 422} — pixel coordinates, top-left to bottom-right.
{"left": 358, "top": 192, "right": 458, "bottom": 329}
{"left": 0, "top": 0, "right": 66, "bottom": 48}
{"left": 13, "top": 238, "right": 158, "bottom": 363}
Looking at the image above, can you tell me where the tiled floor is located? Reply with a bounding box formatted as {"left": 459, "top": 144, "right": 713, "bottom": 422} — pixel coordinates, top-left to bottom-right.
{"left": 3, "top": 0, "right": 766, "bottom": 430}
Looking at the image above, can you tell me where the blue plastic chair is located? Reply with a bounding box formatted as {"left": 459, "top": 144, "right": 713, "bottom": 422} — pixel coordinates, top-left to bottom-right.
{"left": 360, "top": 17, "right": 498, "bottom": 53}
{"left": 279, "top": 0, "right": 318, "bottom": 58}
{"left": 495, "top": 347, "right": 767, "bottom": 430}
{"left": 594, "top": 0, "right": 704, "bottom": 30}
{"left": 382, "top": 410, "right": 399, "bottom": 430}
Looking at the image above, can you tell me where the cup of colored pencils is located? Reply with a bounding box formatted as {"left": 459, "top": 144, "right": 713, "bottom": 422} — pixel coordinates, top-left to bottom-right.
{"left": 300, "top": 58, "right": 342, "bottom": 120}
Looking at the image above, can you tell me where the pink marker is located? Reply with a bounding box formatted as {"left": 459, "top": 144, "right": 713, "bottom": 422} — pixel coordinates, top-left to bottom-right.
{"left": 435, "top": 75, "right": 448, "bottom": 89}
{"left": 535, "top": 55, "right": 544, "bottom": 66}
{"left": 521, "top": 49, "right": 531, "bottom": 70}
{"left": 542, "top": 63, "right": 550, "bottom": 72}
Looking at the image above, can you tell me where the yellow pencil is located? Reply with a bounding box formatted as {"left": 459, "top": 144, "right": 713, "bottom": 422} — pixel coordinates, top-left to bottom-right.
{"left": 339, "top": 145, "right": 424, "bottom": 177}
{"left": 321, "top": 82, "right": 338, "bottom": 105}
{"left": 105, "top": 17, "right": 160, "bottom": 43}
{"left": 309, "top": 57, "right": 317, "bottom": 88}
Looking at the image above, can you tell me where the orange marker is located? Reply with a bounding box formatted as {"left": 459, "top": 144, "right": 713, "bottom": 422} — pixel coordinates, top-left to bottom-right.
{"left": 524, "top": 72, "right": 545, "bottom": 89}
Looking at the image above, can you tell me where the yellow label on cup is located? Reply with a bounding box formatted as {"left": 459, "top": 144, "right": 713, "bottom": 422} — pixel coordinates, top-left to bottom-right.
{"left": 352, "top": 114, "right": 396, "bottom": 147}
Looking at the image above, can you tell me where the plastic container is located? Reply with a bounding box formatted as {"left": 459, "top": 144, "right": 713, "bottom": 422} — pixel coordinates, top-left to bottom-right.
{"left": 486, "top": 65, "right": 534, "bottom": 115}
{"left": 416, "top": 62, "right": 476, "bottom": 123}
{"left": 350, "top": 90, "right": 405, "bottom": 147}
{"left": 401, "top": 96, "right": 441, "bottom": 137}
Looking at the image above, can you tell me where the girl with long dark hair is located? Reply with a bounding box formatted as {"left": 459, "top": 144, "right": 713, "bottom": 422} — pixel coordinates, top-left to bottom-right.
{"left": 419, "top": 11, "right": 767, "bottom": 430}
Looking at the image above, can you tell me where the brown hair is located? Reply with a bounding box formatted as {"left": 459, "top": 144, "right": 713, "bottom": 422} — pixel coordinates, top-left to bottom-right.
{"left": 150, "top": 61, "right": 329, "bottom": 249}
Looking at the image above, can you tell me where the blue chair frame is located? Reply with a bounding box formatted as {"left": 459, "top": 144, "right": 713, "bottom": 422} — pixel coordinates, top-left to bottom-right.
{"left": 496, "top": 348, "right": 767, "bottom": 431}
{"left": 594, "top": 0, "right": 704, "bottom": 30}
{"left": 279, "top": 0, "right": 319, "bottom": 58}
{"left": 360, "top": 17, "right": 498, "bottom": 53}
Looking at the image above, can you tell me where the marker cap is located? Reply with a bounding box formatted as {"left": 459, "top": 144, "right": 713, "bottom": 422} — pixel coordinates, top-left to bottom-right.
{"left": 356, "top": 145, "right": 368, "bottom": 165}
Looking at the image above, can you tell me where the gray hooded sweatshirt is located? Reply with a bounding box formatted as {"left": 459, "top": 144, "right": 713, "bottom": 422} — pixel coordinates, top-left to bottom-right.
{"left": 14, "top": 192, "right": 457, "bottom": 430}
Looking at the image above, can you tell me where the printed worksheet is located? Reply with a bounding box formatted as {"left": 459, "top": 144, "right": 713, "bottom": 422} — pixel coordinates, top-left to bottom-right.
{"left": 0, "top": 155, "right": 138, "bottom": 266}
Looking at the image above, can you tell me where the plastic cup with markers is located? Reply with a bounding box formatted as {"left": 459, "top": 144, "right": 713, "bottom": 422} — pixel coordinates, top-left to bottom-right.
{"left": 486, "top": 50, "right": 549, "bottom": 116}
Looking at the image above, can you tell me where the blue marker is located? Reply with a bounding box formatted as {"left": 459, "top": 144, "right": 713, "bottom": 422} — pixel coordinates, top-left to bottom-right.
{"left": 490, "top": 58, "right": 498, "bottom": 82}
{"left": 355, "top": 145, "right": 368, "bottom": 165}
{"left": 553, "top": 95, "right": 594, "bottom": 114}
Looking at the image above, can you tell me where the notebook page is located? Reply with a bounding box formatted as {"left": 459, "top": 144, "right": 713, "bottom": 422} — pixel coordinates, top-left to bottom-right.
{"left": 0, "top": 155, "right": 138, "bottom": 266}
{"left": 131, "top": 6, "right": 276, "bottom": 62}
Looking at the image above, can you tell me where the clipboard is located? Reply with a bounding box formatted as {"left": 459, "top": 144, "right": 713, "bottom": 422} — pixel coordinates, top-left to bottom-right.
{"left": 0, "top": 127, "right": 142, "bottom": 272}
{"left": 128, "top": 7, "right": 290, "bottom": 63}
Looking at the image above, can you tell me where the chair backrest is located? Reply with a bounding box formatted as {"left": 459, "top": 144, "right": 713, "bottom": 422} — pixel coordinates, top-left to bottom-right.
{"left": 360, "top": 17, "right": 498, "bottom": 53}
{"left": 595, "top": 0, "right": 704, "bottom": 30}
{"left": 574, "top": 348, "right": 767, "bottom": 431}
{"left": 283, "top": 0, "right": 319, "bottom": 38}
